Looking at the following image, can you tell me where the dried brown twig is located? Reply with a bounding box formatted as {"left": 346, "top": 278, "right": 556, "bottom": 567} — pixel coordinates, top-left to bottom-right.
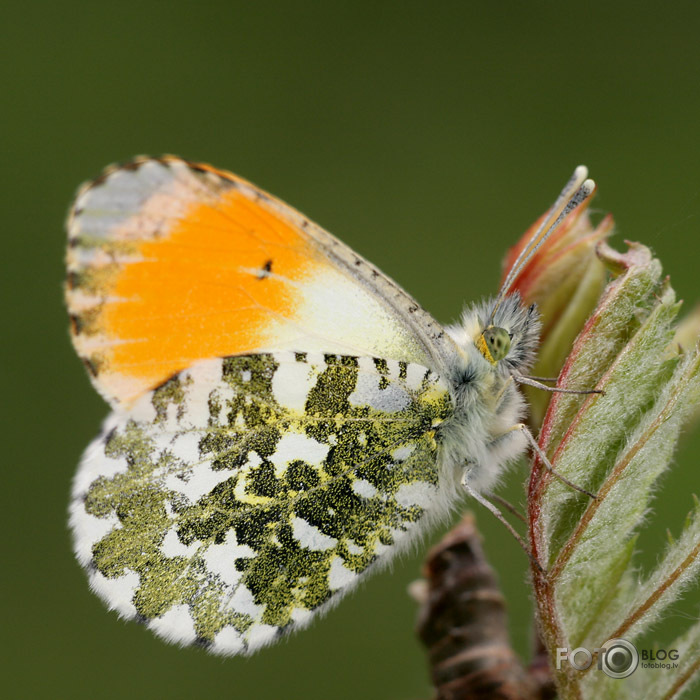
{"left": 416, "top": 514, "right": 553, "bottom": 700}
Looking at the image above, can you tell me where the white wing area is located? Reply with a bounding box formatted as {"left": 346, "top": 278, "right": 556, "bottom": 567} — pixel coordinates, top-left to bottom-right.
{"left": 70, "top": 351, "right": 454, "bottom": 654}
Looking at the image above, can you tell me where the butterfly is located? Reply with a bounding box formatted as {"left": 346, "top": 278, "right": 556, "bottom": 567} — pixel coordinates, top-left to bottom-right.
{"left": 66, "top": 157, "right": 594, "bottom": 655}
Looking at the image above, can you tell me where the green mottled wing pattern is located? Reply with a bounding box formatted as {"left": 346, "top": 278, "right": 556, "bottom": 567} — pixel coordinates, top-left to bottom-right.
{"left": 70, "top": 351, "right": 452, "bottom": 654}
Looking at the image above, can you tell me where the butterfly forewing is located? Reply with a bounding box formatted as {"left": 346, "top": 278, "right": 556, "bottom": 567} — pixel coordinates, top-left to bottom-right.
{"left": 66, "top": 157, "right": 454, "bottom": 405}
{"left": 70, "top": 351, "right": 452, "bottom": 654}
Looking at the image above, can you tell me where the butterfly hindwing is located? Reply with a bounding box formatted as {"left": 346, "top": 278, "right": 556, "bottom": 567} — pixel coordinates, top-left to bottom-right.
{"left": 66, "top": 157, "right": 454, "bottom": 405}
{"left": 70, "top": 352, "right": 452, "bottom": 654}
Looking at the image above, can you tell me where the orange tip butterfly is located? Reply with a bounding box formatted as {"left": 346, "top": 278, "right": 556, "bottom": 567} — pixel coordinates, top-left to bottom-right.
{"left": 65, "top": 158, "right": 593, "bottom": 654}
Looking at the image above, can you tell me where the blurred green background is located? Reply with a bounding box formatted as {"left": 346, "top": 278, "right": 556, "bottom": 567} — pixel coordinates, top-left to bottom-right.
{"left": 3, "top": 2, "right": 700, "bottom": 698}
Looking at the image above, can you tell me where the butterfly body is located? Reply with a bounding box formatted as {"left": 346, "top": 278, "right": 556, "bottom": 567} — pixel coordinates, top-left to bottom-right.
{"left": 66, "top": 157, "right": 579, "bottom": 654}
{"left": 441, "top": 296, "right": 539, "bottom": 493}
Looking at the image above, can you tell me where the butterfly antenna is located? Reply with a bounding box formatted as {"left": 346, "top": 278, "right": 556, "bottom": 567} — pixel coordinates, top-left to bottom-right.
{"left": 488, "top": 166, "right": 595, "bottom": 325}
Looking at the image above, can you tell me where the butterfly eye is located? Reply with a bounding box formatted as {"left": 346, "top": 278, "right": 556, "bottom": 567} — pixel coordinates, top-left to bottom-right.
{"left": 482, "top": 326, "right": 511, "bottom": 362}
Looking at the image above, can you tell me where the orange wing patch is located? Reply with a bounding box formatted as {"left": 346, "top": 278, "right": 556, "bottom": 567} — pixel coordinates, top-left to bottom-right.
{"left": 66, "top": 159, "right": 322, "bottom": 404}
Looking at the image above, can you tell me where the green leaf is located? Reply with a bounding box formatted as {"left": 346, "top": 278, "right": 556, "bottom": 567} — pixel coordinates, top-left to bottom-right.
{"left": 629, "top": 617, "right": 700, "bottom": 699}
{"left": 528, "top": 242, "right": 700, "bottom": 700}
{"left": 581, "top": 469, "right": 700, "bottom": 650}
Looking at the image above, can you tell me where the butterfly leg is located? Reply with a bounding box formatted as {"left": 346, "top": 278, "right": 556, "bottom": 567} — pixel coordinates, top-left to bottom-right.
{"left": 512, "top": 371, "right": 604, "bottom": 396}
{"left": 461, "top": 468, "right": 543, "bottom": 572}
{"left": 484, "top": 491, "right": 527, "bottom": 525}
{"left": 511, "top": 423, "right": 598, "bottom": 499}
